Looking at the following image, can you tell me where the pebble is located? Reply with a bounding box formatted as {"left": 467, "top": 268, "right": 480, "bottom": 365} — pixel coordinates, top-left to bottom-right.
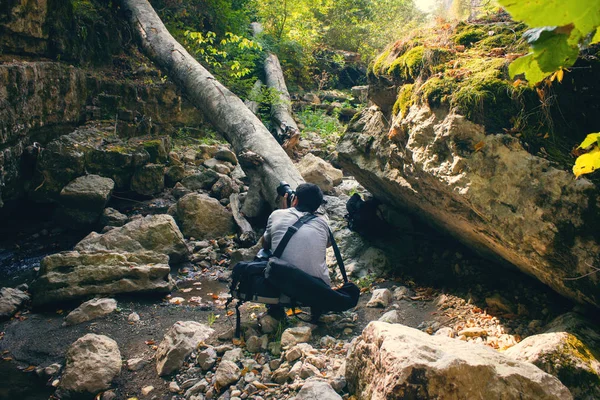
{"left": 141, "top": 385, "right": 154, "bottom": 396}
{"left": 128, "top": 312, "right": 141, "bottom": 322}
{"left": 169, "top": 381, "right": 181, "bottom": 393}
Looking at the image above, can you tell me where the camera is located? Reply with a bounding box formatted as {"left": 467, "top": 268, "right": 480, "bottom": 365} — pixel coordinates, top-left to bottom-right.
{"left": 276, "top": 181, "right": 295, "bottom": 207}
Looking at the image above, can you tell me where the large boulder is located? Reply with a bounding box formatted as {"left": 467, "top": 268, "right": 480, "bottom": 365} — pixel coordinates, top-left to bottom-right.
{"left": 130, "top": 163, "right": 165, "bottom": 196}
{"left": 176, "top": 193, "right": 235, "bottom": 239}
{"left": 505, "top": 312, "right": 600, "bottom": 400}
{"left": 75, "top": 214, "right": 189, "bottom": 263}
{"left": 59, "top": 334, "right": 122, "bottom": 396}
{"left": 0, "top": 287, "right": 30, "bottom": 319}
{"left": 156, "top": 321, "right": 214, "bottom": 376}
{"left": 33, "top": 251, "right": 173, "bottom": 305}
{"left": 337, "top": 105, "right": 600, "bottom": 308}
{"left": 297, "top": 153, "right": 343, "bottom": 193}
{"left": 57, "top": 174, "right": 115, "bottom": 226}
{"left": 64, "top": 298, "right": 118, "bottom": 326}
{"left": 346, "top": 322, "right": 571, "bottom": 400}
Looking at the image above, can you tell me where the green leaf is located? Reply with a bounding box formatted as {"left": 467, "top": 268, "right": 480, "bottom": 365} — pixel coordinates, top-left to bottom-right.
{"left": 529, "top": 30, "right": 579, "bottom": 72}
{"left": 593, "top": 27, "right": 600, "bottom": 44}
{"left": 577, "top": 133, "right": 600, "bottom": 149}
{"left": 498, "top": 0, "right": 600, "bottom": 37}
{"left": 508, "top": 53, "right": 548, "bottom": 83}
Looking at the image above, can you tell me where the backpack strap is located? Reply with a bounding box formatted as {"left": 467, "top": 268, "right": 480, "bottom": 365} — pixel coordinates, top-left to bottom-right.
{"left": 329, "top": 229, "right": 349, "bottom": 283}
{"left": 272, "top": 214, "right": 317, "bottom": 258}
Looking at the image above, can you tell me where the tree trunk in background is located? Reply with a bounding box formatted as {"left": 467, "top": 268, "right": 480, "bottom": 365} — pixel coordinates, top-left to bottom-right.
{"left": 120, "top": 0, "right": 303, "bottom": 209}
{"left": 264, "top": 53, "right": 301, "bottom": 151}
{"left": 244, "top": 79, "right": 263, "bottom": 115}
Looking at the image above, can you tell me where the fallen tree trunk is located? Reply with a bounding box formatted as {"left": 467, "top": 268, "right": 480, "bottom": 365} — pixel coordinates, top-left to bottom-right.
{"left": 244, "top": 79, "right": 263, "bottom": 115}
{"left": 264, "top": 53, "right": 301, "bottom": 148}
{"left": 121, "top": 0, "right": 303, "bottom": 209}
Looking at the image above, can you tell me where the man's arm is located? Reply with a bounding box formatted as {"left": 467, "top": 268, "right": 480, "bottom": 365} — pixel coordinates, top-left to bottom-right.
{"left": 261, "top": 235, "right": 271, "bottom": 251}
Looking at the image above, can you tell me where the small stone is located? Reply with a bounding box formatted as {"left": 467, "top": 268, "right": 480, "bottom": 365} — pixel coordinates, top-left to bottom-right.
{"left": 63, "top": 298, "right": 118, "bottom": 326}
{"left": 231, "top": 390, "right": 242, "bottom": 397}
{"left": 141, "top": 385, "right": 154, "bottom": 396}
{"left": 128, "top": 312, "right": 140, "bottom": 322}
{"left": 281, "top": 326, "right": 312, "bottom": 348}
{"left": 198, "top": 347, "right": 218, "bottom": 370}
{"left": 246, "top": 336, "right": 262, "bottom": 353}
{"left": 258, "top": 314, "right": 279, "bottom": 334}
{"left": 271, "top": 367, "right": 290, "bottom": 384}
{"left": 435, "top": 327, "right": 455, "bottom": 338}
{"left": 343, "top": 328, "right": 353, "bottom": 335}
{"left": 222, "top": 348, "right": 243, "bottom": 363}
{"left": 288, "top": 361, "right": 303, "bottom": 380}
{"left": 285, "top": 346, "right": 303, "bottom": 362}
{"left": 215, "top": 360, "right": 241, "bottom": 388}
{"left": 366, "top": 289, "right": 392, "bottom": 308}
{"left": 44, "top": 363, "right": 62, "bottom": 376}
{"left": 127, "top": 357, "right": 148, "bottom": 371}
{"left": 169, "top": 381, "right": 181, "bottom": 393}
{"left": 268, "top": 342, "right": 281, "bottom": 356}
{"left": 378, "top": 310, "right": 401, "bottom": 324}
{"left": 300, "top": 362, "right": 320, "bottom": 379}
{"left": 393, "top": 286, "right": 410, "bottom": 301}
{"left": 269, "top": 359, "right": 281, "bottom": 370}
{"left": 101, "top": 390, "right": 117, "bottom": 400}
{"left": 181, "top": 378, "right": 200, "bottom": 390}
{"left": 320, "top": 336, "right": 336, "bottom": 348}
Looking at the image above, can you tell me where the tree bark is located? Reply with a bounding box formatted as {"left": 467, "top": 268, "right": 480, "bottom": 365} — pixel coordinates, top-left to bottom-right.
{"left": 244, "top": 79, "right": 263, "bottom": 115}
{"left": 264, "top": 53, "right": 300, "bottom": 143}
{"left": 121, "top": 0, "right": 303, "bottom": 209}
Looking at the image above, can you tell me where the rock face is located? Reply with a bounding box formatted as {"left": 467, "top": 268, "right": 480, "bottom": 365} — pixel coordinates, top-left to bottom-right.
{"left": 64, "top": 298, "right": 118, "bottom": 326}
{"left": 346, "top": 322, "right": 571, "bottom": 400}
{"left": 75, "top": 214, "right": 189, "bottom": 263}
{"left": 156, "top": 321, "right": 214, "bottom": 376}
{"left": 0, "top": 287, "right": 30, "bottom": 319}
{"left": 59, "top": 334, "right": 122, "bottom": 395}
{"left": 337, "top": 105, "right": 600, "bottom": 308}
{"left": 57, "top": 175, "right": 115, "bottom": 225}
{"left": 176, "top": 193, "right": 235, "bottom": 239}
{"left": 297, "top": 153, "right": 343, "bottom": 193}
{"left": 33, "top": 251, "right": 173, "bottom": 305}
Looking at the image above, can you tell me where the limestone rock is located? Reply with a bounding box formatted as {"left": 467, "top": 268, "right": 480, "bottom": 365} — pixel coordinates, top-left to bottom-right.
{"left": 64, "top": 298, "right": 117, "bottom": 326}
{"left": 60, "top": 334, "right": 122, "bottom": 395}
{"left": 156, "top": 321, "right": 214, "bottom": 376}
{"left": 378, "top": 310, "right": 401, "bottom": 324}
{"left": 198, "top": 347, "right": 217, "bottom": 370}
{"left": 346, "top": 322, "right": 571, "bottom": 400}
{"left": 259, "top": 314, "right": 279, "bottom": 334}
{"left": 215, "top": 147, "right": 238, "bottom": 165}
{"left": 165, "top": 164, "right": 185, "bottom": 187}
{"left": 281, "top": 326, "right": 312, "bottom": 348}
{"left": 176, "top": 193, "right": 235, "bottom": 239}
{"left": 75, "top": 214, "right": 189, "bottom": 263}
{"left": 337, "top": 105, "right": 600, "bottom": 308}
{"left": 215, "top": 360, "right": 241, "bottom": 388}
{"left": 58, "top": 175, "right": 115, "bottom": 226}
{"left": 210, "top": 175, "right": 239, "bottom": 200}
{"left": 297, "top": 154, "right": 343, "bottom": 193}
{"left": 34, "top": 251, "right": 172, "bottom": 305}
{"left": 296, "top": 380, "right": 342, "bottom": 400}
{"left": 100, "top": 208, "right": 128, "bottom": 227}
{"left": 131, "top": 164, "right": 165, "bottom": 196}
{"left": 0, "top": 287, "right": 30, "bottom": 319}
{"left": 366, "top": 289, "right": 392, "bottom": 308}
{"left": 181, "top": 170, "right": 219, "bottom": 191}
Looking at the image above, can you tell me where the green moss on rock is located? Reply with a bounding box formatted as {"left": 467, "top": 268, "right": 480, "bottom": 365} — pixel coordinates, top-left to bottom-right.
{"left": 453, "top": 24, "right": 486, "bottom": 47}
{"left": 387, "top": 46, "right": 425, "bottom": 81}
{"left": 393, "top": 84, "right": 415, "bottom": 118}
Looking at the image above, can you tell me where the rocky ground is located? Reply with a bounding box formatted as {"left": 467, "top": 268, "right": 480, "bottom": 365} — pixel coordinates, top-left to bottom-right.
{"left": 0, "top": 115, "right": 598, "bottom": 400}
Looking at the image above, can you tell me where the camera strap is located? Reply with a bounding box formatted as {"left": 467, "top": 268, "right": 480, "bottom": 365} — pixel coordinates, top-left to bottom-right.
{"left": 328, "top": 229, "right": 348, "bottom": 283}
{"left": 272, "top": 214, "right": 318, "bottom": 258}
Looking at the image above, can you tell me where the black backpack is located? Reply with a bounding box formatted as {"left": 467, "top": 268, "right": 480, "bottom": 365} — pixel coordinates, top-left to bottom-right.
{"left": 228, "top": 214, "right": 359, "bottom": 336}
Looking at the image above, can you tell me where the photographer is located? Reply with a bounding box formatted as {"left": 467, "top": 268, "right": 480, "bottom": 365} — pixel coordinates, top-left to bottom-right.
{"left": 261, "top": 183, "right": 331, "bottom": 320}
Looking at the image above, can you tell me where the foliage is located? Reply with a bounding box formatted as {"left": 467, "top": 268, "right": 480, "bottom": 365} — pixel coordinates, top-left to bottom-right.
{"left": 498, "top": 0, "right": 600, "bottom": 84}
{"left": 393, "top": 84, "right": 415, "bottom": 117}
{"left": 573, "top": 134, "right": 600, "bottom": 178}
{"left": 296, "top": 107, "right": 344, "bottom": 145}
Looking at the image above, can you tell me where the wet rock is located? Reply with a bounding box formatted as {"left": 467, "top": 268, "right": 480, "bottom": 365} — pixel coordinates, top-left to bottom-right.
{"left": 281, "top": 326, "right": 312, "bottom": 348}
{"left": 378, "top": 310, "right": 401, "bottom": 324}
{"left": 181, "top": 170, "right": 219, "bottom": 191}
{"left": 33, "top": 251, "right": 173, "bottom": 305}
{"left": 198, "top": 347, "right": 218, "bottom": 370}
{"left": 75, "top": 214, "right": 189, "bottom": 263}
{"left": 0, "top": 287, "right": 30, "bottom": 319}
{"left": 156, "top": 321, "right": 214, "bottom": 376}
{"left": 215, "top": 360, "right": 241, "bottom": 388}
{"left": 176, "top": 193, "right": 236, "bottom": 239}
{"left": 131, "top": 164, "right": 165, "bottom": 196}
{"left": 63, "top": 298, "right": 117, "bottom": 326}
{"left": 100, "top": 208, "right": 128, "bottom": 227}
{"left": 297, "top": 154, "right": 343, "bottom": 193}
{"left": 296, "top": 380, "right": 342, "bottom": 400}
{"left": 57, "top": 175, "right": 115, "bottom": 226}
{"left": 347, "top": 322, "right": 571, "bottom": 399}
{"left": 366, "top": 288, "right": 392, "bottom": 308}
{"left": 59, "top": 334, "right": 122, "bottom": 396}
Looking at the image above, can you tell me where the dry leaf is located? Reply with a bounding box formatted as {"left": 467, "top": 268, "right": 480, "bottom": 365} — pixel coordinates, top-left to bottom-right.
{"left": 211, "top": 294, "right": 219, "bottom": 300}
{"left": 145, "top": 340, "right": 155, "bottom": 345}
{"left": 23, "top": 365, "right": 36, "bottom": 372}
{"left": 474, "top": 141, "right": 485, "bottom": 152}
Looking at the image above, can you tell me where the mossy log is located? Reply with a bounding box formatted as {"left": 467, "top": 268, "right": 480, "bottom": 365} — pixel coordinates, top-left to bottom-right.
{"left": 120, "top": 0, "right": 303, "bottom": 208}
{"left": 264, "top": 53, "right": 300, "bottom": 144}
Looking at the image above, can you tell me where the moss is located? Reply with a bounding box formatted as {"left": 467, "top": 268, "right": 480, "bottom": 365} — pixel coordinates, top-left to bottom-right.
{"left": 107, "top": 145, "right": 129, "bottom": 154}
{"left": 418, "top": 77, "right": 457, "bottom": 108}
{"left": 387, "top": 46, "right": 425, "bottom": 81}
{"left": 453, "top": 24, "right": 486, "bottom": 47}
{"left": 371, "top": 49, "right": 392, "bottom": 76}
{"left": 393, "top": 84, "right": 415, "bottom": 117}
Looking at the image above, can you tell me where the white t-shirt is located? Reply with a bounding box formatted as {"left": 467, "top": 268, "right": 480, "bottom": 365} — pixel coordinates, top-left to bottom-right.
{"left": 263, "top": 208, "right": 331, "bottom": 286}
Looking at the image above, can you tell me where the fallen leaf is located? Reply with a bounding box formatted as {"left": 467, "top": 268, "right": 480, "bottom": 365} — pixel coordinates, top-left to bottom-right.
{"left": 232, "top": 338, "right": 244, "bottom": 346}
{"left": 211, "top": 294, "right": 219, "bottom": 300}
{"left": 226, "top": 310, "right": 234, "bottom": 317}
{"left": 193, "top": 282, "right": 202, "bottom": 286}
{"left": 56, "top": 310, "right": 64, "bottom": 315}
{"left": 181, "top": 288, "right": 193, "bottom": 293}
{"left": 2, "top": 357, "right": 13, "bottom": 361}
{"left": 169, "top": 297, "right": 185, "bottom": 305}
{"left": 145, "top": 340, "right": 155, "bottom": 345}
{"left": 474, "top": 141, "right": 485, "bottom": 152}
{"left": 23, "top": 365, "right": 36, "bottom": 372}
